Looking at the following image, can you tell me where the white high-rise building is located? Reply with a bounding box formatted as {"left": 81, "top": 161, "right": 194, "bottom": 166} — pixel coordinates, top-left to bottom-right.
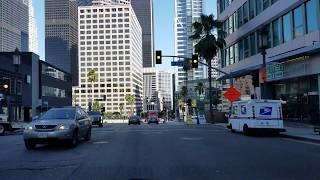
{"left": 174, "top": 0, "right": 206, "bottom": 91}
{"left": 74, "top": 1, "right": 143, "bottom": 114}
{"left": 28, "top": 0, "right": 38, "bottom": 54}
{"left": 0, "top": 0, "right": 29, "bottom": 52}
{"left": 143, "top": 67, "right": 158, "bottom": 102}
{"left": 158, "top": 70, "right": 173, "bottom": 110}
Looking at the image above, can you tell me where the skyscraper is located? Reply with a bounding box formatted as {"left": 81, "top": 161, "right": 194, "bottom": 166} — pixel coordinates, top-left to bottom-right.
{"left": 174, "top": 0, "right": 206, "bottom": 90}
{"left": 131, "top": 0, "right": 154, "bottom": 67}
{"left": 75, "top": 1, "right": 143, "bottom": 114}
{"left": 0, "top": 0, "right": 29, "bottom": 52}
{"left": 28, "top": 0, "right": 39, "bottom": 54}
{"left": 45, "top": 0, "right": 78, "bottom": 85}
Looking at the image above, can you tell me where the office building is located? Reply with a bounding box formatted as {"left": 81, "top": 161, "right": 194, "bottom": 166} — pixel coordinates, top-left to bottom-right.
{"left": 45, "top": 0, "right": 78, "bottom": 85}
{"left": 28, "top": 0, "right": 39, "bottom": 54}
{"left": 74, "top": 2, "right": 143, "bottom": 115}
{"left": 131, "top": 0, "right": 154, "bottom": 67}
{"left": 174, "top": 0, "right": 207, "bottom": 91}
{"left": 0, "top": 51, "right": 72, "bottom": 122}
{"left": 218, "top": 0, "right": 320, "bottom": 123}
{"left": 0, "top": 0, "right": 29, "bottom": 52}
{"left": 158, "top": 70, "right": 173, "bottom": 110}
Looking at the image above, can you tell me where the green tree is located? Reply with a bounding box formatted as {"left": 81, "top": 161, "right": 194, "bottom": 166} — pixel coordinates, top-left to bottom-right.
{"left": 125, "top": 94, "right": 135, "bottom": 116}
{"left": 87, "top": 69, "right": 98, "bottom": 103}
{"left": 180, "top": 86, "right": 188, "bottom": 100}
{"left": 190, "top": 14, "right": 225, "bottom": 123}
{"left": 119, "top": 103, "right": 124, "bottom": 117}
{"left": 92, "top": 101, "right": 102, "bottom": 112}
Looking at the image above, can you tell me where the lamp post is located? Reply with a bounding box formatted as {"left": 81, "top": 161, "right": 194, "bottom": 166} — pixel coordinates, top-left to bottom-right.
{"left": 13, "top": 49, "right": 21, "bottom": 122}
{"left": 258, "top": 27, "right": 268, "bottom": 99}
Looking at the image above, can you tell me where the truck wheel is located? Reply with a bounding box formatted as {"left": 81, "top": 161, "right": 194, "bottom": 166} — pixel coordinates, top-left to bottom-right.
{"left": 0, "top": 124, "right": 5, "bottom": 136}
{"left": 243, "top": 125, "right": 250, "bottom": 136}
{"left": 230, "top": 125, "right": 235, "bottom": 133}
{"left": 25, "top": 140, "right": 36, "bottom": 150}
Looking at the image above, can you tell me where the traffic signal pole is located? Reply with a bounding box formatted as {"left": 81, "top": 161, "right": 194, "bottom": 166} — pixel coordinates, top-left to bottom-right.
{"left": 162, "top": 55, "right": 233, "bottom": 123}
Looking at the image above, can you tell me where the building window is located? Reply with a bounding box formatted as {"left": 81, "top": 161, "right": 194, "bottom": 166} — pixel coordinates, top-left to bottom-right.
{"left": 234, "top": 43, "right": 239, "bottom": 63}
{"left": 239, "top": 40, "right": 244, "bottom": 61}
{"left": 293, "top": 5, "right": 304, "bottom": 38}
{"left": 237, "top": 7, "right": 243, "bottom": 27}
{"left": 249, "top": 33, "right": 256, "bottom": 56}
{"left": 228, "top": 16, "right": 233, "bottom": 34}
{"left": 272, "top": 18, "right": 281, "bottom": 47}
{"left": 243, "top": 2, "right": 249, "bottom": 23}
{"left": 306, "top": 0, "right": 318, "bottom": 33}
{"left": 282, "top": 12, "right": 293, "bottom": 43}
{"left": 249, "top": 0, "right": 255, "bottom": 20}
{"left": 256, "top": 0, "right": 262, "bottom": 15}
{"left": 262, "top": 0, "right": 270, "bottom": 10}
{"left": 229, "top": 45, "right": 234, "bottom": 65}
{"left": 244, "top": 37, "right": 250, "bottom": 58}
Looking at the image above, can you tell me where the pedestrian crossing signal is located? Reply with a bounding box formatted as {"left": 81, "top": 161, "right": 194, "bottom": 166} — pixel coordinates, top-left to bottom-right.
{"left": 192, "top": 54, "right": 198, "bottom": 68}
{"left": 156, "top": 51, "right": 162, "bottom": 64}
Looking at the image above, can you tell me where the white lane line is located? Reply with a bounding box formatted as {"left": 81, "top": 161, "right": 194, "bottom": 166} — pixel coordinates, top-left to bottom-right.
{"left": 281, "top": 138, "right": 320, "bottom": 146}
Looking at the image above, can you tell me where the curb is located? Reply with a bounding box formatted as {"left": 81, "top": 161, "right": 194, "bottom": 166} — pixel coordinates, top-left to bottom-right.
{"left": 281, "top": 134, "right": 320, "bottom": 144}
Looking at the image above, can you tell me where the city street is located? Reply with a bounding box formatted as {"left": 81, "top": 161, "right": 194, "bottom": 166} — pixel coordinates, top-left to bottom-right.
{"left": 0, "top": 123, "right": 320, "bottom": 180}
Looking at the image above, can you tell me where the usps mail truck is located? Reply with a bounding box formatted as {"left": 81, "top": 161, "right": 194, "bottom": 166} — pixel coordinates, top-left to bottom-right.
{"left": 227, "top": 100, "right": 286, "bottom": 135}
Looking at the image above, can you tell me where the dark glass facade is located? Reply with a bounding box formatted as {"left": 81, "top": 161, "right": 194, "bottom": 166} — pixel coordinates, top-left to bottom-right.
{"left": 131, "top": 0, "right": 154, "bottom": 67}
{"left": 45, "top": 0, "right": 78, "bottom": 86}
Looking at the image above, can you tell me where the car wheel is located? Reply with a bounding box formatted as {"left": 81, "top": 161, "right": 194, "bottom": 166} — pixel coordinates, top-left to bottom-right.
{"left": 0, "top": 124, "right": 5, "bottom": 136}
{"left": 128, "top": 122, "right": 131, "bottom": 125}
{"left": 99, "top": 122, "right": 103, "bottom": 127}
{"left": 84, "top": 127, "right": 91, "bottom": 141}
{"left": 230, "top": 124, "right": 236, "bottom": 133}
{"left": 243, "top": 125, "right": 250, "bottom": 136}
{"left": 138, "top": 122, "right": 141, "bottom": 125}
{"left": 25, "top": 140, "right": 36, "bottom": 150}
{"left": 69, "top": 130, "right": 78, "bottom": 147}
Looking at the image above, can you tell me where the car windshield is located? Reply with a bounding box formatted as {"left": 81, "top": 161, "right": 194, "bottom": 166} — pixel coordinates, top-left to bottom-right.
{"left": 39, "top": 109, "right": 75, "bottom": 120}
{"left": 87, "top": 112, "right": 101, "bottom": 116}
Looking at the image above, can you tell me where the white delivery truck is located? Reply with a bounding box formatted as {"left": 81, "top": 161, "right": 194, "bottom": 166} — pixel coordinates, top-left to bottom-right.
{"left": 227, "top": 100, "right": 286, "bottom": 135}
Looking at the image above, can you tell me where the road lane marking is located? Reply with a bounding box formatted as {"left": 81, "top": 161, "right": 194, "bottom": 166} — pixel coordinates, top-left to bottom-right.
{"left": 181, "top": 137, "right": 203, "bottom": 141}
{"left": 282, "top": 138, "right": 320, "bottom": 146}
{"left": 92, "top": 141, "right": 110, "bottom": 144}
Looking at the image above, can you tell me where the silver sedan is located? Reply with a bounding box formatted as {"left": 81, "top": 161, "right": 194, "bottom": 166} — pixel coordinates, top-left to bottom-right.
{"left": 23, "top": 107, "right": 92, "bottom": 150}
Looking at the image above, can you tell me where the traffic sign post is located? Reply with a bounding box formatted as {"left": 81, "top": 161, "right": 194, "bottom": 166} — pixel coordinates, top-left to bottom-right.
{"left": 223, "top": 87, "right": 241, "bottom": 103}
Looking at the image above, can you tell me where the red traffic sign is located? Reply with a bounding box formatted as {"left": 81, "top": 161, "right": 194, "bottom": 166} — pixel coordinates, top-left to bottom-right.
{"left": 223, "top": 87, "right": 241, "bottom": 103}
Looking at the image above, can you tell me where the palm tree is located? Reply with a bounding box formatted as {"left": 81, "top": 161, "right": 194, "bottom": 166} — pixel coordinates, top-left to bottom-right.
{"left": 125, "top": 95, "right": 135, "bottom": 116}
{"left": 190, "top": 14, "right": 225, "bottom": 123}
{"left": 194, "top": 82, "right": 204, "bottom": 96}
{"left": 180, "top": 86, "right": 188, "bottom": 99}
{"left": 119, "top": 103, "right": 124, "bottom": 119}
{"left": 87, "top": 69, "right": 98, "bottom": 104}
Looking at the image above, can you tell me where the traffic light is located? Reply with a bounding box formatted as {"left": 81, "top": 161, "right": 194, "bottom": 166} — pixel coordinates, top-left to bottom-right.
{"left": 1, "top": 78, "right": 10, "bottom": 95}
{"left": 101, "top": 107, "right": 105, "bottom": 113}
{"left": 187, "top": 99, "right": 192, "bottom": 106}
{"left": 192, "top": 54, "right": 198, "bottom": 68}
{"left": 156, "top": 50, "right": 162, "bottom": 64}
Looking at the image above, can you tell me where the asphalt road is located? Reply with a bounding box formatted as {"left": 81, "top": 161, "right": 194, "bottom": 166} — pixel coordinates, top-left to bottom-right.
{"left": 0, "top": 122, "right": 320, "bottom": 180}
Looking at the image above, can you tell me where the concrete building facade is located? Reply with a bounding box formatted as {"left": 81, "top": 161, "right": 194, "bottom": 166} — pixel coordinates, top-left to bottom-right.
{"left": 218, "top": 0, "right": 320, "bottom": 123}
{"left": 0, "top": 0, "right": 29, "bottom": 52}
{"left": 74, "top": 2, "right": 143, "bottom": 115}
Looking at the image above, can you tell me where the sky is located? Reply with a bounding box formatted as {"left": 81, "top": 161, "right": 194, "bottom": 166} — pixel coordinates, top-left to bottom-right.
{"left": 34, "top": 0, "right": 217, "bottom": 71}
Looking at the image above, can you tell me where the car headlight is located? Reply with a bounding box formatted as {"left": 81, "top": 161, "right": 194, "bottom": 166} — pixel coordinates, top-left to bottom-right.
{"left": 25, "top": 125, "right": 33, "bottom": 130}
{"left": 57, "top": 124, "right": 69, "bottom": 130}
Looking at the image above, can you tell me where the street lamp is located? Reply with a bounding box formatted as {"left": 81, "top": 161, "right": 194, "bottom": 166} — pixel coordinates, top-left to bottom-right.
{"left": 258, "top": 27, "right": 268, "bottom": 99}
{"left": 13, "top": 48, "right": 21, "bottom": 122}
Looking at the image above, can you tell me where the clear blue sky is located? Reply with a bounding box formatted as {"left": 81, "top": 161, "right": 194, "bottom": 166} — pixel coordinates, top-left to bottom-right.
{"left": 34, "top": 0, "right": 217, "bottom": 69}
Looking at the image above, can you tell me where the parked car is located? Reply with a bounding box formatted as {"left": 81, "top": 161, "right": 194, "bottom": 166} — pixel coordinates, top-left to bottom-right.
{"left": 148, "top": 116, "right": 159, "bottom": 124}
{"left": 23, "top": 107, "right": 92, "bottom": 150}
{"left": 128, "top": 115, "right": 141, "bottom": 125}
{"left": 88, "top": 111, "right": 103, "bottom": 127}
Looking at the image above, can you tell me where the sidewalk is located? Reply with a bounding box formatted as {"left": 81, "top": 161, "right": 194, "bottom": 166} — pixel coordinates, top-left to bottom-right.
{"left": 215, "top": 122, "right": 320, "bottom": 143}
{"left": 281, "top": 121, "right": 320, "bottom": 143}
